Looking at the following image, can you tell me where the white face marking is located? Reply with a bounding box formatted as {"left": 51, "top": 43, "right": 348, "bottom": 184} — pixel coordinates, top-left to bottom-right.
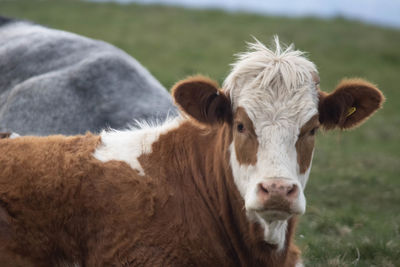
{"left": 224, "top": 37, "right": 319, "bottom": 249}
{"left": 93, "top": 118, "right": 182, "bottom": 175}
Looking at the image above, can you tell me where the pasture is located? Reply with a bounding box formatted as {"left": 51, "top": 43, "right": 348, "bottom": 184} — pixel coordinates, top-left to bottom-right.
{"left": 1, "top": 0, "right": 399, "bottom": 266}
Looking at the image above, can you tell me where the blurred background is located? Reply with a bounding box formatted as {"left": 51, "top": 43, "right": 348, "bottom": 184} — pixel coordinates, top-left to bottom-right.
{"left": 1, "top": 0, "right": 399, "bottom": 265}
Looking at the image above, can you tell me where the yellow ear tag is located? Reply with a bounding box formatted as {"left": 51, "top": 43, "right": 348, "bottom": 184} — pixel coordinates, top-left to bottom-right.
{"left": 346, "top": 106, "right": 356, "bottom": 117}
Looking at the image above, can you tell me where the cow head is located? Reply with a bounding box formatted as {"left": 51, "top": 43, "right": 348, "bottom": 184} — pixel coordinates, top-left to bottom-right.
{"left": 172, "top": 38, "right": 384, "bottom": 249}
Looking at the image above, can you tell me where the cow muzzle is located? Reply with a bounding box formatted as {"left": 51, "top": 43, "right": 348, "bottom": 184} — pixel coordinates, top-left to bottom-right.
{"left": 255, "top": 178, "right": 303, "bottom": 220}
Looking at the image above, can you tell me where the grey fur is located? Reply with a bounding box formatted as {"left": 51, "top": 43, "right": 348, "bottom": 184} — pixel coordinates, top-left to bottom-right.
{"left": 0, "top": 19, "right": 177, "bottom": 135}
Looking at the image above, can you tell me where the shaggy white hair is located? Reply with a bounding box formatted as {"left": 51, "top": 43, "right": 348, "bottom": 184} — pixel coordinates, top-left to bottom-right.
{"left": 223, "top": 36, "right": 318, "bottom": 111}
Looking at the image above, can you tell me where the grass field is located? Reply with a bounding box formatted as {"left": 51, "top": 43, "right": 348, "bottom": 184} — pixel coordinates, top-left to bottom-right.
{"left": 1, "top": 0, "right": 399, "bottom": 266}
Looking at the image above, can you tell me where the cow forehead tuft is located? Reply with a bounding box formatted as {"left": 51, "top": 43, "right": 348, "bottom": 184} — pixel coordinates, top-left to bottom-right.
{"left": 223, "top": 37, "right": 318, "bottom": 112}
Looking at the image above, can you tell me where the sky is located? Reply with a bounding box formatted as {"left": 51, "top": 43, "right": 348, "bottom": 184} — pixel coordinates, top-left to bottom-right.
{"left": 89, "top": 0, "right": 400, "bottom": 28}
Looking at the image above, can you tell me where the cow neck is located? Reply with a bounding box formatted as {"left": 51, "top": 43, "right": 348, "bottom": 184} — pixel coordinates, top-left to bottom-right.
{"left": 138, "top": 120, "right": 295, "bottom": 265}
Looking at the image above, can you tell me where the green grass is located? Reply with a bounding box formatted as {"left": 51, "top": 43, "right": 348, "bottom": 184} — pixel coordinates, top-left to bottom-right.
{"left": 1, "top": 0, "right": 399, "bottom": 265}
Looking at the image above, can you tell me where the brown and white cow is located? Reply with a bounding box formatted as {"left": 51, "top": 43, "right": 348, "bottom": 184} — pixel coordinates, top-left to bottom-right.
{"left": 0, "top": 39, "right": 383, "bottom": 267}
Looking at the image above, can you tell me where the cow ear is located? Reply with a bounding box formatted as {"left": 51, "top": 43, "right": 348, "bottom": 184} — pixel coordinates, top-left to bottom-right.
{"left": 172, "top": 76, "right": 232, "bottom": 125}
{"left": 319, "top": 78, "right": 384, "bottom": 130}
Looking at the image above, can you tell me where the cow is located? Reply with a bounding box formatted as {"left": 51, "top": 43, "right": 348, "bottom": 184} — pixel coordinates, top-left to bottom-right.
{"left": 0, "top": 16, "right": 177, "bottom": 136}
{"left": 0, "top": 38, "right": 384, "bottom": 266}
{"left": 0, "top": 132, "right": 19, "bottom": 139}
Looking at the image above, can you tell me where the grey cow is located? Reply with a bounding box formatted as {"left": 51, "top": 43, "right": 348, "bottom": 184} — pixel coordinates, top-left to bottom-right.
{"left": 0, "top": 17, "right": 177, "bottom": 135}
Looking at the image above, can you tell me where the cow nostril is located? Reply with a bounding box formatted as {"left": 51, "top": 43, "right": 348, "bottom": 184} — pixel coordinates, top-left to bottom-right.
{"left": 287, "top": 184, "right": 298, "bottom": 196}
{"left": 259, "top": 184, "right": 269, "bottom": 194}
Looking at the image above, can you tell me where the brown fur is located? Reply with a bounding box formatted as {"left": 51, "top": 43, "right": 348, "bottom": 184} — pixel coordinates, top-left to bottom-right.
{"left": 295, "top": 115, "right": 320, "bottom": 173}
{"left": 233, "top": 107, "right": 259, "bottom": 165}
{"left": 319, "top": 78, "right": 384, "bottom": 130}
{"left": 0, "top": 134, "right": 101, "bottom": 266}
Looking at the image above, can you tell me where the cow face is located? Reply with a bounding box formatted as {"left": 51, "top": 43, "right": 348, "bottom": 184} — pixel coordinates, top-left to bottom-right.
{"left": 223, "top": 39, "right": 383, "bottom": 226}
{"left": 223, "top": 40, "right": 320, "bottom": 224}
{"left": 172, "top": 38, "right": 383, "bottom": 249}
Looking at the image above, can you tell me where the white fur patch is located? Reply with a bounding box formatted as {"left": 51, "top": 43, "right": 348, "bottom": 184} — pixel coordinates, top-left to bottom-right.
{"left": 255, "top": 213, "right": 288, "bottom": 251}
{"left": 225, "top": 37, "right": 319, "bottom": 247}
{"left": 93, "top": 117, "right": 182, "bottom": 175}
{"left": 261, "top": 219, "right": 288, "bottom": 251}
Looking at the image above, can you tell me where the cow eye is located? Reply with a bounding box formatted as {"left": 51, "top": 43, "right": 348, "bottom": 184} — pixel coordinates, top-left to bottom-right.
{"left": 237, "top": 123, "right": 245, "bottom": 133}
{"left": 310, "top": 127, "right": 319, "bottom": 136}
